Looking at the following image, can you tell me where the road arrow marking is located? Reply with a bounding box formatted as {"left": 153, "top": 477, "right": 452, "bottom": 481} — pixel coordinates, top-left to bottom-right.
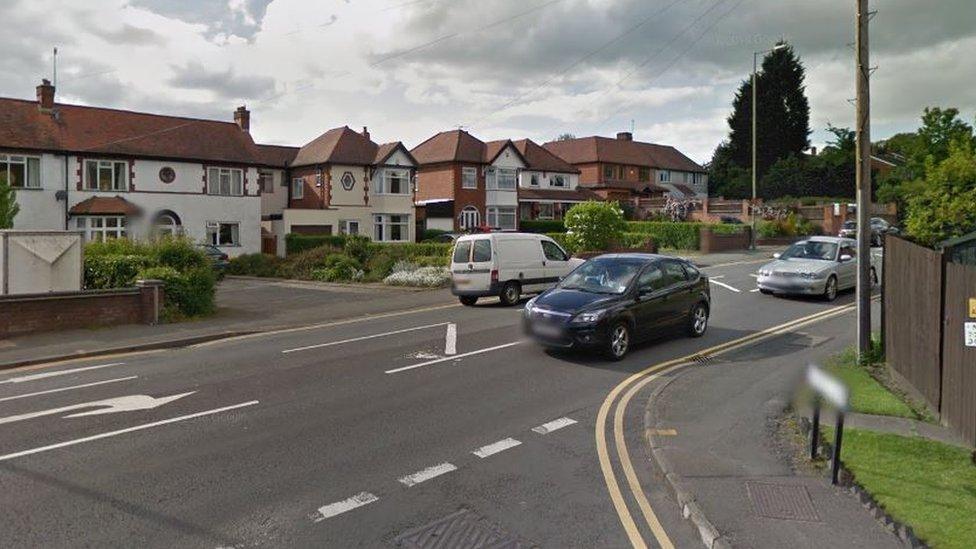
{"left": 0, "top": 392, "right": 196, "bottom": 426}
{"left": 445, "top": 323, "right": 457, "bottom": 355}
{"left": 0, "top": 363, "right": 125, "bottom": 384}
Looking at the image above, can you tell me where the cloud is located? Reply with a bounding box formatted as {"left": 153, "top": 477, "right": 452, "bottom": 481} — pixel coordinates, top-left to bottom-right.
{"left": 128, "top": 0, "right": 274, "bottom": 41}
{"left": 98, "top": 23, "right": 166, "bottom": 45}
{"left": 168, "top": 61, "right": 276, "bottom": 101}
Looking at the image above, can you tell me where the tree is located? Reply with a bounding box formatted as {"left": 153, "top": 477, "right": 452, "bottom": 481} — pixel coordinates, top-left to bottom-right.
{"left": 903, "top": 138, "right": 976, "bottom": 246}
{"left": 0, "top": 172, "right": 19, "bottom": 229}
{"left": 722, "top": 42, "right": 810, "bottom": 183}
{"left": 555, "top": 133, "right": 576, "bottom": 141}
{"left": 563, "top": 201, "right": 626, "bottom": 252}
{"left": 707, "top": 141, "right": 750, "bottom": 198}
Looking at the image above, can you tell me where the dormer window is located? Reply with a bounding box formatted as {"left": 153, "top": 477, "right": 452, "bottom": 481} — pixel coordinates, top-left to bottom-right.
{"left": 551, "top": 174, "right": 567, "bottom": 188}
{"left": 84, "top": 159, "right": 128, "bottom": 191}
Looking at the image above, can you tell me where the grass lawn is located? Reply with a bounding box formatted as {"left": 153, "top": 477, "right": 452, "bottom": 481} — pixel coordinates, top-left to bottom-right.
{"left": 825, "top": 348, "right": 919, "bottom": 419}
{"left": 833, "top": 427, "right": 976, "bottom": 548}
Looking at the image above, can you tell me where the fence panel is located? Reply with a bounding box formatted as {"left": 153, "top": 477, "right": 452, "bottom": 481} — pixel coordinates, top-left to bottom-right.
{"left": 941, "top": 262, "right": 976, "bottom": 446}
{"left": 883, "top": 236, "right": 944, "bottom": 408}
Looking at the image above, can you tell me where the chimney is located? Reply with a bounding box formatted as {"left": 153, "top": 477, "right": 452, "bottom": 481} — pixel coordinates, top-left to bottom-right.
{"left": 36, "top": 79, "right": 55, "bottom": 111}
{"left": 234, "top": 105, "right": 250, "bottom": 132}
{"left": 616, "top": 131, "right": 633, "bottom": 141}
{"left": 362, "top": 126, "right": 370, "bottom": 141}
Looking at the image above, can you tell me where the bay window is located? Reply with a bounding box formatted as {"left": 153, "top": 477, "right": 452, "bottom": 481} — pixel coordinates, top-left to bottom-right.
{"left": 207, "top": 222, "right": 240, "bottom": 246}
{"left": 76, "top": 216, "right": 127, "bottom": 242}
{"left": 207, "top": 167, "right": 243, "bottom": 196}
{"left": 84, "top": 159, "right": 128, "bottom": 191}
{"left": 378, "top": 169, "right": 410, "bottom": 194}
{"left": 537, "top": 203, "right": 554, "bottom": 220}
{"left": 373, "top": 214, "right": 409, "bottom": 242}
{"left": 0, "top": 154, "right": 41, "bottom": 188}
{"left": 490, "top": 168, "right": 517, "bottom": 190}
{"left": 487, "top": 206, "right": 517, "bottom": 231}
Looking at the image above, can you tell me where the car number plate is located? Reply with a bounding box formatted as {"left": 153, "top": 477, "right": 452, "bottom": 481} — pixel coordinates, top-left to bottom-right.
{"left": 533, "top": 323, "right": 563, "bottom": 337}
{"left": 454, "top": 278, "right": 470, "bottom": 286}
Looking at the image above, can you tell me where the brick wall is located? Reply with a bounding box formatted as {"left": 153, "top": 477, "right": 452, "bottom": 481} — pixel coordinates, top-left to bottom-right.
{"left": 699, "top": 226, "right": 752, "bottom": 253}
{"left": 0, "top": 282, "right": 164, "bottom": 338}
{"left": 415, "top": 164, "right": 456, "bottom": 203}
{"left": 289, "top": 166, "right": 326, "bottom": 209}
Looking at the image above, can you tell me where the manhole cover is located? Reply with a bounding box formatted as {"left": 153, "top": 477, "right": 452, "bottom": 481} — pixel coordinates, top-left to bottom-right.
{"left": 395, "top": 509, "right": 529, "bottom": 549}
{"left": 746, "top": 482, "right": 822, "bottom": 522}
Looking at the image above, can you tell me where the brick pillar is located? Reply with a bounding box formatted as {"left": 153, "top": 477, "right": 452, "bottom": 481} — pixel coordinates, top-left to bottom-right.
{"left": 136, "top": 279, "right": 165, "bottom": 325}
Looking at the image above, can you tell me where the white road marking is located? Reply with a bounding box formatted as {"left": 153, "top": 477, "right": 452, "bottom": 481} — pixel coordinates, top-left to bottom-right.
{"left": 0, "top": 376, "right": 138, "bottom": 403}
{"left": 0, "top": 363, "right": 125, "bottom": 384}
{"left": 708, "top": 279, "right": 741, "bottom": 293}
{"left": 532, "top": 417, "right": 578, "bottom": 434}
{"left": 0, "top": 392, "right": 196, "bottom": 425}
{"left": 399, "top": 462, "right": 457, "bottom": 487}
{"left": 0, "top": 400, "right": 259, "bottom": 462}
{"left": 313, "top": 492, "right": 379, "bottom": 522}
{"left": 282, "top": 323, "right": 448, "bottom": 354}
{"left": 385, "top": 341, "right": 522, "bottom": 374}
{"left": 445, "top": 323, "right": 457, "bottom": 356}
{"left": 749, "top": 273, "right": 759, "bottom": 278}
{"left": 750, "top": 288, "right": 761, "bottom": 293}
{"left": 472, "top": 437, "right": 522, "bottom": 458}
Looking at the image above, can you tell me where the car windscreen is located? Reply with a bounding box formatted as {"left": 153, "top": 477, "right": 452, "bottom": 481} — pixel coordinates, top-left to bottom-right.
{"left": 780, "top": 241, "right": 838, "bottom": 261}
{"left": 558, "top": 258, "right": 644, "bottom": 294}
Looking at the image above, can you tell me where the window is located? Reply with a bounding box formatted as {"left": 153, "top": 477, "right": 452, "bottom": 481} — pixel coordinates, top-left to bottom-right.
{"left": 461, "top": 167, "right": 477, "bottom": 189}
{"left": 487, "top": 206, "right": 517, "bottom": 230}
{"left": 537, "top": 203, "right": 554, "bottom": 220}
{"left": 76, "top": 216, "right": 126, "bottom": 242}
{"left": 291, "top": 177, "right": 304, "bottom": 199}
{"left": 637, "top": 267, "right": 665, "bottom": 291}
{"left": 153, "top": 213, "right": 180, "bottom": 238}
{"left": 472, "top": 239, "right": 492, "bottom": 262}
{"left": 258, "top": 170, "right": 274, "bottom": 193}
{"left": 490, "top": 168, "right": 517, "bottom": 190}
{"left": 660, "top": 260, "right": 688, "bottom": 286}
{"left": 84, "top": 159, "right": 128, "bottom": 191}
{"left": 373, "top": 214, "right": 409, "bottom": 242}
{"left": 529, "top": 174, "right": 540, "bottom": 186}
{"left": 603, "top": 164, "right": 615, "bottom": 179}
{"left": 0, "top": 154, "right": 41, "bottom": 188}
{"left": 207, "top": 167, "right": 243, "bottom": 196}
{"left": 459, "top": 206, "right": 480, "bottom": 230}
{"left": 453, "top": 241, "right": 471, "bottom": 263}
{"left": 379, "top": 169, "right": 410, "bottom": 194}
{"left": 551, "top": 174, "right": 566, "bottom": 188}
{"left": 638, "top": 167, "right": 650, "bottom": 182}
{"left": 207, "top": 222, "right": 240, "bottom": 246}
{"left": 692, "top": 173, "right": 704, "bottom": 186}
{"left": 542, "top": 240, "right": 567, "bottom": 262}
{"left": 658, "top": 170, "right": 671, "bottom": 183}
{"left": 839, "top": 245, "right": 855, "bottom": 260}
{"left": 339, "top": 220, "right": 360, "bottom": 235}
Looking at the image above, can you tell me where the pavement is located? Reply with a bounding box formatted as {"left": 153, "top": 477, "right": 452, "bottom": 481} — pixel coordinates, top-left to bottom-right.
{"left": 818, "top": 409, "right": 971, "bottom": 448}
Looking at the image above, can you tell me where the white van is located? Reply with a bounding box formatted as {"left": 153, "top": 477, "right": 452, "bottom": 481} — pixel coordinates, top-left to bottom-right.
{"left": 450, "top": 233, "right": 583, "bottom": 306}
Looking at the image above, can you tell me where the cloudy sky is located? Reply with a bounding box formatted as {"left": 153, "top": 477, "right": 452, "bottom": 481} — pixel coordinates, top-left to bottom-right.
{"left": 2, "top": 0, "right": 973, "bottom": 163}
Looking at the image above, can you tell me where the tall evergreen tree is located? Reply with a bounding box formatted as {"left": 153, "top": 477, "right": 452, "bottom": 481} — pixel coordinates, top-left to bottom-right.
{"left": 723, "top": 43, "right": 811, "bottom": 183}
{"left": 0, "top": 172, "right": 19, "bottom": 229}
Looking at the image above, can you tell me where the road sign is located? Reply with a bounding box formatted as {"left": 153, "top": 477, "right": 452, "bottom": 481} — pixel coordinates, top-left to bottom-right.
{"left": 807, "top": 364, "right": 849, "bottom": 409}
{"left": 965, "top": 322, "right": 976, "bottom": 348}
{"left": 806, "top": 364, "right": 849, "bottom": 485}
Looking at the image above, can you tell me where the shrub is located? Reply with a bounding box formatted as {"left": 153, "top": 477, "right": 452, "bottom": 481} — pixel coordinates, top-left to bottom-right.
{"left": 617, "top": 232, "right": 657, "bottom": 249}
{"left": 421, "top": 228, "right": 451, "bottom": 241}
{"left": 310, "top": 254, "right": 363, "bottom": 282}
{"left": 227, "top": 253, "right": 280, "bottom": 277}
{"left": 138, "top": 265, "right": 216, "bottom": 319}
{"left": 343, "top": 235, "right": 372, "bottom": 264}
{"left": 545, "top": 232, "right": 573, "bottom": 252}
{"left": 626, "top": 221, "right": 702, "bottom": 250}
{"left": 367, "top": 242, "right": 453, "bottom": 258}
{"left": 412, "top": 255, "right": 449, "bottom": 267}
{"left": 708, "top": 223, "right": 747, "bottom": 235}
{"left": 365, "top": 251, "right": 397, "bottom": 280}
{"left": 520, "top": 219, "right": 566, "bottom": 233}
{"left": 756, "top": 213, "right": 821, "bottom": 238}
{"left": 85, "top": 254, "right": 157, "bottom": 289}
{"left": 564, "top": 201, "right": 626, "bottom": 252}
{"left": 383, "top": 266, "right": 451, "bottom": 287}
{"left": 285, "top": 233, "right": 348, "bottom": 255}
{"left": 152, "top": 238, "right": 208, "bottom": 271}
{"left": 284, "top": 244, "right": 342, "bottom": 279}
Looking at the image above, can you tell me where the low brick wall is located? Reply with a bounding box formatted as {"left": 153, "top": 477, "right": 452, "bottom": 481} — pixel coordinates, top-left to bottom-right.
{"left": 0, "top": 280, "right": 164, "bottom": 338}
{"left": 756, "top": 235, "right": 806, "bottom": 247}
{"left": 699, "top": 227, "right": 751, "bottom": 253}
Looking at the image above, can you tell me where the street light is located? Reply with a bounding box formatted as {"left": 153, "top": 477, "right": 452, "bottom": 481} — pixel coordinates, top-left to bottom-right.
{"left": 751, "top": 42, "right": 788, "bottom": 249}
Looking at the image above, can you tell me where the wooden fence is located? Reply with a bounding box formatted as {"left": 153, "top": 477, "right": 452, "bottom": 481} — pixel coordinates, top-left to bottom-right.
{"left": 883, "top": 235, "right": 976, "bottom": 446}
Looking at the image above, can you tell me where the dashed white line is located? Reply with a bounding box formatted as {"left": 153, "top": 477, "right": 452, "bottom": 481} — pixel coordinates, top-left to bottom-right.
{"left": 398, "top": 462, "right": 458, "bottom": 487}
{"left": 532, "top": 417, "right": 577, "bottom": 434}
{"left": 445, "top": 323, "right": 457, "bottom": 356}
{"left": 472, "top": 438, "right": 522, "bottom": 458}
{"left": 0, "top": 363, "right": 126, "bottom": 384}
{"left": 385, "top": 341, "right": 522, "bottom": 374}
{"left": 282, "top": 323, "right": 448, "bottom": 353}
{"left": 708, "top": 279, "right": 741, "bottom": 293}
{"left": 0, "top": 376, "right": 138, "bottom": 403}
{"left": 313, "top": 492, "right": 379, "bottom": 522}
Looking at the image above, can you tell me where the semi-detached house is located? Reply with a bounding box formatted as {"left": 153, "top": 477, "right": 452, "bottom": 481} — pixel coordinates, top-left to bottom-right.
{"left": 0, "top": 80, "right": 273, "bottom": 256}
{"left": 511, "top": 138, "right": 601, "bottom": 222}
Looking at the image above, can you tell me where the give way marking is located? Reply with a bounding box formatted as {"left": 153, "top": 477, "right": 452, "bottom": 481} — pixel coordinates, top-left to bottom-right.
{"left": 0, "top": 392, "right": 195, "bottom": 426}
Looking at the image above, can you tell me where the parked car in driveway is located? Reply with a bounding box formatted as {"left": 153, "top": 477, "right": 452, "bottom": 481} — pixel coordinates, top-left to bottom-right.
{"left": 756, "top": 236, "right": 879, "bottom": 301}
{"left": 196, "top": 243, "right": 230, "bottom": 270}
{"left": 522, "top": 254, "right": 711, "bottom": 360}
{"left": 838, "top": 217, "right": 898, "bottom": 246}
{"left": 451, "top": 233, "right": 583, "bottom": 306}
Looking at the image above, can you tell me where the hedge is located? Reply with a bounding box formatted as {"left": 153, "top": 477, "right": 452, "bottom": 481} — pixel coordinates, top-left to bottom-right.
{"left": 626, "top": 221, "right": 703, "bottom": 250}
{"left": 520, "top": 220, "right": 566, "bottom": 233}
{"left": 285, "top": 233, "right": 349, "bottom": 255}
{"left": 138, "top": 265, "right": 216, "bottom": 319}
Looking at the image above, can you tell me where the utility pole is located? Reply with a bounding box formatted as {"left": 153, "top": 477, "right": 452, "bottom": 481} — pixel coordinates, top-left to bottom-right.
{"left": 855, "top": 0, "right": 872, "bottom": 357}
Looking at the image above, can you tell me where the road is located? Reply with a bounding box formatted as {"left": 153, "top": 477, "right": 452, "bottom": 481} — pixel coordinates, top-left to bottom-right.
{"left": 0, "top": 258, "right": 861, "bottom": 548}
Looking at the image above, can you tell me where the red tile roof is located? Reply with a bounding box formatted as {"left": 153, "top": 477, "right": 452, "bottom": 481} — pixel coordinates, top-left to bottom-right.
{"left": 0, "top": 97, "right": 260, "bottom": 164}
{"left": 292, "top": 126, "right": 380, "bottom": 167}
{"left": 254, "top": 144, "right": 299, "bottom": 168}
{"left": 483, "top": 139, "right": 528, "bottom": 166}
{"left": 374, "top": 142, "right": 418, "bottom": 166}
{"left": 518, "top": 187, "right": 602, "bottom": 201}
{"left": 69, "top": 196, "right": 141, "bottom": 216}
{"left": 512, "top": 139, "right": 579, "bottom": 173}
{"left": 542, "top": 136, "right": 704, "bottom": 173}
{"left": 411, "top": 129, "right": 486, "bottom": 164}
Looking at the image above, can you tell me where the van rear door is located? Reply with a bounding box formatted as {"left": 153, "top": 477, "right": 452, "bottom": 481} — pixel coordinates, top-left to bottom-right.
{"left": 451, "top": 237, "right": 494, "bottom": 293}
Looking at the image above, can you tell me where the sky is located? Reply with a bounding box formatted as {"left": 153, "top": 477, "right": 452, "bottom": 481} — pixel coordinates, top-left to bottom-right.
{"left": 1, "top": 0, "right": 974, "bottom": 164}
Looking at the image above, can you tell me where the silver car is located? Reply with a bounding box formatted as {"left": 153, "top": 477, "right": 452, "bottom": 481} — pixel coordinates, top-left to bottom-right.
{"left": 756, "top": 237, "right": 879, "bottom": 301}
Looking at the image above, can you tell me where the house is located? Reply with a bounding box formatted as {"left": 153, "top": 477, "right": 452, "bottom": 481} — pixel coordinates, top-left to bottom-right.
{"left": 543, "top": 132, "right": 708, "bottom": 200}
{"left": 511, "top": 138, "right": 600, "bottom": 222}
{"left": 412, "top": 130, "right": 526, "bottom": 232}
{"left": 255, "top": 143, "right": 300, "bottom": 255}
{"left": 0, "top": 80, "right": 269, "bottom": 256}
{"left": 268, "top": 126, "right": 418, "bottom": 247}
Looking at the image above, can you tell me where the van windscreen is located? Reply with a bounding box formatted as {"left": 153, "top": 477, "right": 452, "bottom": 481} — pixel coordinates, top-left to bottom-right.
{"left": 452, "top": 241, "right": 471, "bottom": 263}
{"left": 472, "top": 239, "right": 492, "bottom": 262}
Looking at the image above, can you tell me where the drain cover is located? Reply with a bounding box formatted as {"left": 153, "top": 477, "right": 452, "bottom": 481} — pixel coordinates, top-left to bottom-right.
{"left": 746, "top": 482, "right": 822, "bottom": 522}
{"left": 395, "top": 509, "right": 529, "bottom": 549}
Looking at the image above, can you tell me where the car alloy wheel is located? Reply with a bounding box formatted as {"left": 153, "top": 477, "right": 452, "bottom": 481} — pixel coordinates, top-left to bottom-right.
{"left": 689, "top": 304, "right": 708, "bottom": 337}
{"left": 500, "top": 281, "right": 521, "bottom": 306}
{"left": 824, "top": 276, "right": 838, "bottom": 302}
{"left": 607, "top": 323, "right": 630, "bottom": 360}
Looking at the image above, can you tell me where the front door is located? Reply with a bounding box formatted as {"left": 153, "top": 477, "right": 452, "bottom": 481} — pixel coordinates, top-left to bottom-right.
{"left": 459, "top": 207, "right": 480, "bottom": 231}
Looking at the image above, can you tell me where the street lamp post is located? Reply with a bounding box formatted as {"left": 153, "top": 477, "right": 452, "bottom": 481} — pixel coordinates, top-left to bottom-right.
{"left": 751, "top": 43, "right": 788, "bottom": 249}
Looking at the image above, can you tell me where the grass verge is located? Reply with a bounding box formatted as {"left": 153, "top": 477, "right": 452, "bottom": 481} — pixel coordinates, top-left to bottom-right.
{"left": 831, "top": 427, "right": 976, "bottom": 549}
{"left": 824, "top": 348, "right": 923, "bottom": 420}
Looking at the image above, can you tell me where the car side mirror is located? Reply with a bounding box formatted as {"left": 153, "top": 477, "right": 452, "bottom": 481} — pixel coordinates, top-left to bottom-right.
{"left": 772, "top": 253, "right": 781, "bottom": 259}
{"left": 840, "top": 254, "right": 853, "bottom": 262}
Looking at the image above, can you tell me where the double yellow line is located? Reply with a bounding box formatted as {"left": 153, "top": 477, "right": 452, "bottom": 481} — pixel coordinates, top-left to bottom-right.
{"left": 595, "top": 300, "right": 867, "bottom": 548}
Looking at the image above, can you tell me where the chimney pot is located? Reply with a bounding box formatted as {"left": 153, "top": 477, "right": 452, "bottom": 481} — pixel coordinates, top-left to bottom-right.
{"left": 234, "top": 105, "right": 250, "bottom": 132}
{"left": 36, "top": 79, "right": 55, "bottom": 111}
{"left": 362, "top": 126, "right": 370, "bottom": 140}
{"left": 616, "top": 131, "right": 633, "bottom": 141}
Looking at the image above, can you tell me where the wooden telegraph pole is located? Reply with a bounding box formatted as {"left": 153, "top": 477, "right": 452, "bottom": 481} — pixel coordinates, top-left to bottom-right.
{"left": 855, "top": 0, "right": 873, "bottom": 357}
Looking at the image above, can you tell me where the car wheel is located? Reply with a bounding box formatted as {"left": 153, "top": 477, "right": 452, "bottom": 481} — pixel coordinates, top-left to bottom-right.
{"left": 605, "top": 322, "right": 630, "bottom": 361}
{"left": 459, "top": 296, "right": 478, "bottom": 306}
{"left": 688, "top": 302, "right": 708, "bottom": 337}
{"left": 499, "top": 281, "right": 521, "bottom": 306}
{"left": 823, "top": 275, "right": 838, "bottom": 302}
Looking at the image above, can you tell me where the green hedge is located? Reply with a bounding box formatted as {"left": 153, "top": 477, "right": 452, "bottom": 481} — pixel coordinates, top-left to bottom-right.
{"left": 285, "top": 233, "right": 349, "bottom": 255}
{"left": 138, "top": 265, "right": 216, "bottom": 319}
{"left": 626, "top": 222, "right": 703, "bottom": 250}
{"left": 521, "top": 220, "right": 566, "bottom": 233}
{"left": 85, "top": 254, "right": 157, "bottom": 289}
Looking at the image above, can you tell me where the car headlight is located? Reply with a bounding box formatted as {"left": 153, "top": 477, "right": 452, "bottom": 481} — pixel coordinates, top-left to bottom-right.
{"left": 758, "top": 269, "right": 771, "bottom": 277}
{"left": 799, "top": 272, "right": 823, "bottom": 279}
{"left": 524, "top": 296, "right": 538, "bottom": 315}
{"left": 572, "top": 309, "right": 606, "bottom": 324}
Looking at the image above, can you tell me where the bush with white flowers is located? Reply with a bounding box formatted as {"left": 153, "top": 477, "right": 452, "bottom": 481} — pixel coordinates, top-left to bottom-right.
{"left": 383, "top": 266, "right": 451, "bottom": 287}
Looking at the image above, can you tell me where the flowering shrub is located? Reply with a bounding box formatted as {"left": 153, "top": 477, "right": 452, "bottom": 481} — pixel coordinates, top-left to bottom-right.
{"left": 383, "top": 266, "right": 451, "bottom": 287}
{"left": 563, "top": 201, "right": 626, "bottom": 252}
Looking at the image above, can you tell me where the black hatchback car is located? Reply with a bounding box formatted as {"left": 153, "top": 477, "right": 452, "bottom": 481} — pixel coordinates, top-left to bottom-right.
{"left": 522, "top": 254, "right": 710, "bottom": 360}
